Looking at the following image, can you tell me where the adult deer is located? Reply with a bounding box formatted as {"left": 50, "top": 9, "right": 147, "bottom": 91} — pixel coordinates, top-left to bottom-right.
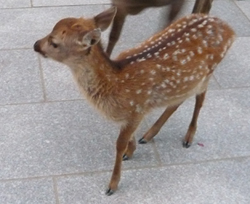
{"left": 34, "top": 6, "right": 234, "bottom": 195}
{"left": 107, "top": 0, "right": 214, "bottom": 56}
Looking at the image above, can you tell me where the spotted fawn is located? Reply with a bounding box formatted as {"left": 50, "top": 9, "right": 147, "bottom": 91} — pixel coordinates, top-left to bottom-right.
{"left": 34, "top": 7, "right": 235, "bottom": 195}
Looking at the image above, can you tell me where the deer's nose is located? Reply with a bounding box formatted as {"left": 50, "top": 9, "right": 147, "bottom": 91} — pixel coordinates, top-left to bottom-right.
{"left": 33, "top": 40, "right": 41, "bottom": 53}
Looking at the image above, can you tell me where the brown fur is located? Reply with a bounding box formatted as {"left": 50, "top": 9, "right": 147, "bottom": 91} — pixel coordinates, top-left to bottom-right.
{"left": 34, "top": 7, "right": 234, "bottom": 195}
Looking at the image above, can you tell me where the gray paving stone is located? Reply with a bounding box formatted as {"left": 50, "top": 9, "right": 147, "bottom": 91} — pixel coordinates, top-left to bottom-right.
{"left": 40, "top": 57, "right": 83, "bottom": 101}
{"left": 32, "top": 0, "right": 110, "bottom": 7}
{"left": 0, "top": 5, "right": 107, "bottom": 49}
{"left": 144, "top": 88, "right": 250, "bottom": 164}
{"left": 214, "top": 37, "right": 250, "bottom": 88}
{"left": 236, "top": 1, "right": 250, "bottom": 19}
{"left": 56, "top": 158, "right": 250, "bottom": 204}
{"left": 0, "top": 101, "right": 156, "bottom": 179}
{"left": 0, "top": 0, "right": 30, "bottom": 8}
{"left": 210, "top": 0, "right": 250, "bottom": 37}
{"left": 0, "top": 178, "right": 55, "bottom": 204}
{"left": 0, "top": 49, "right": 43, "bottom": 105}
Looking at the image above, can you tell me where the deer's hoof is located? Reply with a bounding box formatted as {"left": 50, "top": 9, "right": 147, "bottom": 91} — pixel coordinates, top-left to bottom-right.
{"left": 122, "top": 154, "right": 129, "bottom": 161}
{"left": 182, "top": 141, "right": 191, "bottom": 148}
{"left": 138, "top": 137, "right": 147, "bottom": 144}
{"left": 105, "top": 188, "right": 115, "bottom": 196}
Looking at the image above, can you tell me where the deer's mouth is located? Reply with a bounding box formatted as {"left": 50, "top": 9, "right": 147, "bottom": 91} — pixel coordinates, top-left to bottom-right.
{"left": 33, "top": 41, "right": 48, "bottom": 58}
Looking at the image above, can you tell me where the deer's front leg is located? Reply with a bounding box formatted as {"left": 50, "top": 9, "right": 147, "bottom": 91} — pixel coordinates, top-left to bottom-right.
{"left": 106, "top": 119, "right": 141, "bottom": 195}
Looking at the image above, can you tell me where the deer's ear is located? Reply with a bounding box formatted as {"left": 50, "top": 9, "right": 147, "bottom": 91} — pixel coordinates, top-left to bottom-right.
{"left": 94, "top": 7, "right": 117, "bottom": 31}
{"left": 81, "top": 28, "right": 101, "bottom": 47}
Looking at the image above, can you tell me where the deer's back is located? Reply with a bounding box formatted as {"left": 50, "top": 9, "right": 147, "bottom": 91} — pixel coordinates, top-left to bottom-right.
{"left": 113, "top": 14, "right": 235, "bottom": 108}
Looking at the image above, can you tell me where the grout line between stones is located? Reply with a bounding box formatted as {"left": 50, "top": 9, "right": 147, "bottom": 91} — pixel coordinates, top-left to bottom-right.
{"left": 53, "top": 177, "right": 60, "bottom": 204}
{"left": 234, "top": 0, "right": 250, "bottom": 23}
{"left": 38, "top": 55, "right": 47, "bottom": 102}
{"left": 0, "top": 3, "right": 112, "bottom": 11}
{"left": 1, "top": 154, "right": 250, "bottom": 183}
{"left": 211, "top": 74, "right": 222, "bottom": 89}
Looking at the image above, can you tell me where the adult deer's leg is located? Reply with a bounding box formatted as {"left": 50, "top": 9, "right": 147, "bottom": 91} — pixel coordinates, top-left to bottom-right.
{"left": 168, "top": 0, "right": 185, "bottom": 22}
{"left": 183, "top": 91, "right": 206, "bottom": 148}
{"left": 192, "top": 0, "right": 213, "bottom": 14}
{"left": 139, "top": 104, "right": 182, "bottom": 144}
{"left": 106, "top": 11, "right": 127, "bottom": 56}
{"left": 106, "top": 117, "right": 142, "bottom": 195}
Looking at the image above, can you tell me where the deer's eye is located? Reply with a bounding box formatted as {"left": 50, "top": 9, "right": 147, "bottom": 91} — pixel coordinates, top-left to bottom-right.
{"left": 50, "top": 41, "right": 58, "bottom": 48}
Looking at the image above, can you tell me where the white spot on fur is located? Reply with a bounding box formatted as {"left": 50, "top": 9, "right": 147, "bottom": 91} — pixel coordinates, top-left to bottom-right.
{"left": 150, "top": 70, "right": 156, "bottom": 75}
{"left": 172, "top": 55, "right": 178, "bottom": 61}
{"left": 169, "top": 28, "right": 175, "bottom": 33}
{"left": 197, "top": 47, "right": 203, "bottom": 54}
{"left": 156, "top": 64, "right": 161, "bottom": 69}
{"left": 189, "top": 51, "right": 195, "bottom": 57}
{"left": 135, "top": 104, "right": 142, "bottom": 113}
{"left": 180, "top": 59, "right": 187, "bottom": 65}
{"left": 191, "top": 28, "right": 197, "bottom": 32}
{"left": 164, "top": 79, "right": 170, "bottom": 84}
{"left": 192, "top": 34, "right": 198, "bottom": 40}
{"left": 130, "top": 101, "right": 134, "bottom": 106}
{"left": 161, "top": 83, "right": 167, "bottom": 88}
{"left": 136, "top": 89, "right": 142, "bottom": 94}
{"left": 164, "top": 54, "right": 169, "bottom": 59}
{"left": 183, "top": 77, "right": 189, "bottom": 82}
{"left": 189, "top": 75, "right": 194, "bottom": 81}
{"left": 137, "top": 58, "right": 146, "bottom": 62}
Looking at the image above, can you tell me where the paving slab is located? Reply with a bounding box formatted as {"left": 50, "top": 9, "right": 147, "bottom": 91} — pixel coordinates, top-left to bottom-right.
{"left": 0, "top": 49, "right": 43, "bottom": 105}
{"left": 56, "top": 157, "right": 250, "bottom": 204}
{"left": 0, "top": 0, "right": 30, "bottom": 9}
{"left": 0, "top": 100, "right": 155, "bottom": 180}
{"left": 236, "top": 1, "right": 250, "bottom": 19}
{"left": 214, "top": 37, "right": 250, "bottom": 88}
{"left": 144, "top": 88, "right": 250, "bottom": 164}
{"left": 0, "top": 5, "right": 108, "bottom": 50}
{"left": 40, "top": 57, "right": 83, "bottom": 101}
{"left": 0, "top": 178, "right": 56, "bottom": 204}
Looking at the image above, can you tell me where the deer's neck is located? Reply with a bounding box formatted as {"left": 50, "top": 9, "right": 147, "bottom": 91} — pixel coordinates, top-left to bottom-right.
{"left": 68, "top": 44, "right": 119, "bottom": 105}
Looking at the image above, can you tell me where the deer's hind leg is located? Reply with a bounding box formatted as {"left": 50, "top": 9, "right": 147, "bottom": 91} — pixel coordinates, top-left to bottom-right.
{"left": 123, "top": 135, "right": 136, "bottom": 160}
{"left": 139, "top": 104, "right": 181, "bottom": 144}
{"left": 183, "top": 91, "right": 206, "bottom": 148}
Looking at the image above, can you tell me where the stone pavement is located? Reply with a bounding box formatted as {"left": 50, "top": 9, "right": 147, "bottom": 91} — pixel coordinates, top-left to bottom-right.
{"left": 0, "top": 0, "right": 250, "bottom": 203}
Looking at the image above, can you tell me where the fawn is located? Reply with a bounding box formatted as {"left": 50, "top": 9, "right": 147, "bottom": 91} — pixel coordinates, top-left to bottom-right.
{"left": 34, "top": 7, "right": 235, "bottom": 195}
{"left": 107, "top": 0, "right": 214, "bottom": 56}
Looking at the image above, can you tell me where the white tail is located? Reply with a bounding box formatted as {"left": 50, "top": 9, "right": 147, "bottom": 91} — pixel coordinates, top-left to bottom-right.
{"left": 34, "top": 7, "right": 235, "bottom": 195}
